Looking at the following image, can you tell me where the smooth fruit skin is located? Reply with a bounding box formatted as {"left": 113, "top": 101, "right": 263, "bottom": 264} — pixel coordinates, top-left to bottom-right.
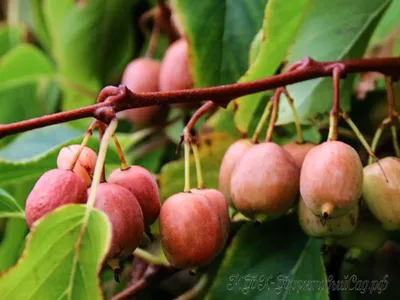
{"left": 283, "top": 142, "right": 315, "bottom": 168}
{"left": 159, "top": 39, "right": 196, "bottom": 109}
{"left": 120, "top": 58, "right": 161, "bottom": 125}
{"left": 218, "top": 139, "right": 253, "bottom": 206}
{"left": 298, "top": 197, "right": 358, "bottom": 238}
{"left": 230, "top": 142, "right": 300, "bottom": 218}
{"left": 89, "top": 183, "right": 144, "bottom": 258}
{"left": 362, "top": 157, "right": 400, "bottom": 230}
{"left": 300, "top": 141, "right": 363, "bottom": 218}
{"left": 57, "top": 144, "right": 98, "bottom": 186}
{"left": 160, "top": 192, "right": 223, "bottom": 268}
{"left": 190, "top": 188, "right": 230, "bottom": 244}
{"left": 25, "top": 169, "right": 87, "bottom": 228}
{"left": 108, "top": 166, "right": 161, "bottom": 226}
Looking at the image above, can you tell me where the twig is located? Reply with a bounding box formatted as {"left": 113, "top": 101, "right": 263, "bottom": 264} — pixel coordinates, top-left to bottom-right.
{"left": 1, "top": 57, "right": 400, "bottom": 138}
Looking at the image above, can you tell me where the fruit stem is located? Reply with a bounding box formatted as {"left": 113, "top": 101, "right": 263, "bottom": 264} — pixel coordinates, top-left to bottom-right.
{"left": 369, "top": 117, "right": 391, "bottom": 164}
{"left": 191, "top": 142, "right": 204, "bottom": 189}
{"left": 340, "top": 111, "right": 377, "bottom": 161}
{"left": 251, "top": 100, "right": 273, "bottom": 143}
{"left": 87, "top": 118, "right": 118, "bottom": 210}
{"left": 98, "top": 123, "right": 107, "bottom": 183}
{"left": 145, "top": 14, "right": 161, "bottom": 58}
{"left": 327, "top": 66, "right": 344, "bottom": 141}
{"left": 184, "top": 139, "right": 191, "bottom": 192}
{"left": 175, "top": 275, "right": 208, "bottom": 300}
{"left": 265, "top": 88, "right": 283, "bottom": 142}
{"left": 282, "top": 87, "right": 304, "bottom": 143}
{"left": 111, "top": 134, "right": 129, "bottom": 170}
{"left": 68, "top": 120, "right": 99, "bottom": 170}
{"left": 133, "top": 248, "right": 167, "bottom": 266}
{"left": 391, "top": 125, "right": 400, "bottom": 157}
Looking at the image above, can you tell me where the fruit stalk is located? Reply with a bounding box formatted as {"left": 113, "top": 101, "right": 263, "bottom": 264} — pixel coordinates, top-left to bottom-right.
{"left": 282, "top": 87, "right": 304, "bottom": 143}
{"left": 251, "top": 100, "right": 273, "bottom": 143}
{"left": 87, "top": 118, "right": 118, "bottom": 210}
{"left": 191, "top": 143, "right": 204, "bottom": 189}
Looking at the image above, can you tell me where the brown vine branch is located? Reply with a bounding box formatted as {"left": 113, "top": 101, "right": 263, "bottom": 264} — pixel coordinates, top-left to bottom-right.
{"left": 1, "top": 57, "right": 400, "bottom": 139}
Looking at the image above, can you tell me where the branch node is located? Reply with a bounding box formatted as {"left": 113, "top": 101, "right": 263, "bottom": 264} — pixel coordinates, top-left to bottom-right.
{"left": 94, "top": 107, "right": 116, "bottom": 124}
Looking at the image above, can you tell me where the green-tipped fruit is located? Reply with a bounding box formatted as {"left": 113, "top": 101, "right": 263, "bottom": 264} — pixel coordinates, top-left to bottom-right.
{"left": 362, "top": 157, "right": 400, "bottom": 230}
{"left": 298, "top": 197, "right": 358, "bottom": 238}
{"left": 300, "top": 141, "right": 363, "bottom": 218}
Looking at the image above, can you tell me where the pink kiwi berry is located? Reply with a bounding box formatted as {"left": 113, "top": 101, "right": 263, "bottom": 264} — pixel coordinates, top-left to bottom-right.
{"left": 190, "top": 188, "right": 230, "bottom": 244}
{"left": 159, "top": 38, "right": 197, "bottom": 109}
{"left": 25, "top": 169, "right": 87, "bottom": 228}
{"left": 89, "top": 182, "right": 144, "bottom": 258}
{"left": 300, "top": 141, "right": 363, "bottom": 218}
{"left": 362, "top": 157, "right": 400, "bottom": 230}
{"left": 108, "top": 166, "right": 161, "bottom": 226}
{"left": 120, "top": 57, "right": 162, "bottom": 125}
{"left": 57, "top": 144, "right": 97, "bottom": 186}
{"left": 218, "top": 139, "right": 253, "bottom": 206}
{"left": 159, "top": 192, "right": 224, "bottom": 268}
{"left": 230, "top": 142, "right": 300, "bottom": 218}
{"left": 283, "top": 141, "right": 316, "bottom": 168}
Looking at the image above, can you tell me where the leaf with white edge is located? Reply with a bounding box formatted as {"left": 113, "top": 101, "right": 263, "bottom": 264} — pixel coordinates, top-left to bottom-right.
{"left": 173, "top": 0, "right": 266, "bottom": 87}
{"left": 277, "top": 0, "right": 391, "bottom": 125}
{"left": 205, "top": 216, "right": 328, "bottom": 300}
{"left": 234, "top": 0, "right": 310, "bottom": 135}
{"left": 0, "top": 124, "right": 121, "bottom": 186}
{"left": 0, "top": 189, "right": 24, "bottom": 219}
{"left": 0, "top": 205, "right": 111, "bottom": 300}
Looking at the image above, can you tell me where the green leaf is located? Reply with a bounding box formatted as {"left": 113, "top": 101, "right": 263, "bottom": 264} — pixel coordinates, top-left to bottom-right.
{"left": 0, "top": 44, "right": 55, "bottom": 125}
{"left": 277, "top": 0, "right": 391, "bottom": 125}
{"left": 369, "top": 0, "right": 400, "bottom": 47}
{"left": 0, "top": 25, "right": 23, "bottom": 58}
{"left": 173, "top": 0, "right": 266, "bottom": 87}
{"left": 234, "top": 0, "right": 310, "bottom": 135}
{"left": 0, "top": 205, "right": 111, "bottom": 300}
{"left": 0, "top": 124, "right": 121, "bottom": 186}
{"left": 0, "top": 180, "right": 34, "bottom": 271}
{"left": 29, "top": 0, "right": 52, "bottom": 50}
{"left": 0, "top": 189, "right": 24, "bottom": 219}
{"left": 159, "top": 132, "right": 236, "bottom": 200}
{"left": 205, "top": 216, "right": 328, "bottom": 300}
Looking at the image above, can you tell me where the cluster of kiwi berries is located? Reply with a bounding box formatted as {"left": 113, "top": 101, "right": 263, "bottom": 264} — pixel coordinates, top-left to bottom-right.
{"left": 24, "top": 144, "right": 160, "bottom": 259}
{"left": 119, "top": 37, "right": 193, "bottom": 126}
{"left": 219, "top": 137, "right": 400, "bottom": 248}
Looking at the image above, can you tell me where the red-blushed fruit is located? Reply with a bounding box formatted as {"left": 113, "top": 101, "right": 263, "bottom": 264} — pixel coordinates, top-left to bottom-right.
{"left": 362, "top": 157, "right": 400, "bottom": 230}
{"left": 300, "top": 141, "right": 363, "bottom": 218}
{"left": 88, "top": 182, "right": 144, "bottom": 258}
{"left": 159, "top": 192, "right": 224, "bottom": 268}
{"left": 25, "top": 169, "right": 87, "bottom": 228}
{"left": 159, "top": 39, "right": 197, "bottom": 109}
{"left": 218, "top": 139, "right": 253, "bottom": 206}
{"left": 107, "top": 166, "right": 161, "bottom": 226}
{"left": 298, "top": 196, "right": 358, "bottom": 238}
{"left": 230, "top": 142, "right": 300, "bottom": 218}
{"left": 190, "top": 188, "right": 230, "bottom": 244}
{"left": 57, "top": 144, "right": 98, "bottom": 186}
{"left": 120, "top": 58, "right": 161, "bottom": 125}
{"left": 283, "top": 142, "right": 315, "bottom": 168}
